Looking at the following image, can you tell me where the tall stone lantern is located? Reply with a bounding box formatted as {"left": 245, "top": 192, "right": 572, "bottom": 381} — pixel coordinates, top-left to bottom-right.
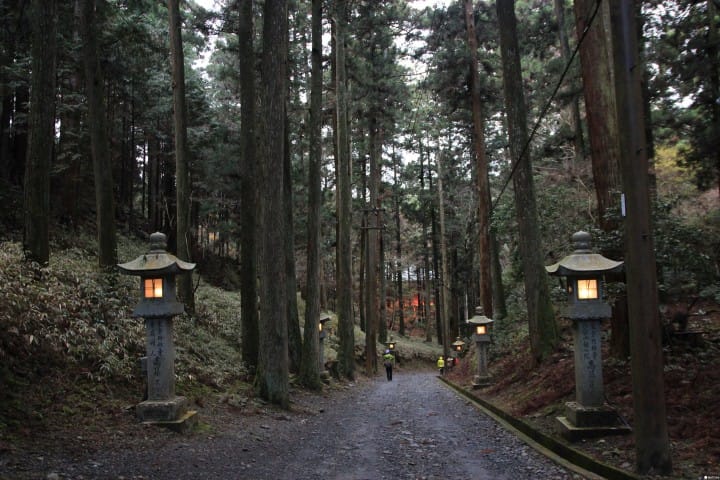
{"left": 118, "top": 232, "right": 196, "bottom": 430}
{"left": 546, "top": 231, "right": 630, "bottom": 439}
{"left": 467, "top": 308, "right": 494, "bottom": 388}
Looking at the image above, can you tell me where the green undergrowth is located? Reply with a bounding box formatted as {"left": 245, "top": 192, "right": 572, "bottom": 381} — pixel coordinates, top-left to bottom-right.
{"left": 0, "top": 230, "right": 253, "bottom": 435}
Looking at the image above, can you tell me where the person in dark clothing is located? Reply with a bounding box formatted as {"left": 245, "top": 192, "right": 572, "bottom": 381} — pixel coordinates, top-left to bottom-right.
{"left": 383, "top": 350, "right": 395, "bottom": 381}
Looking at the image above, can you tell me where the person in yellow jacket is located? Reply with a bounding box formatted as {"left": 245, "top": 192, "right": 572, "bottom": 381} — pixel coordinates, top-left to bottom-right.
{"left": 437, "top": 355, "right": 445, "bottom": 376}
{"left": 383, "top": 350, "right": 395, "bottom": 381}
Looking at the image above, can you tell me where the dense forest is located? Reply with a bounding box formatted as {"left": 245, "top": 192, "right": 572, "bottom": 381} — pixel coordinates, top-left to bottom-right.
{"left": 1, "top": 0, "right": 719, "bottom": 475}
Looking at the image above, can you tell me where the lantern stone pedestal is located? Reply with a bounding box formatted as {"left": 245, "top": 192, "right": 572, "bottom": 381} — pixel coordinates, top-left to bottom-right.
{"left": 471, "top": 336, "right": 492, "bottom": 389}
{"left": 135, "top": 317, "right": 197, "bottom": 432}
{"left": 118, "top": 232, "right": 197, "bottom": 433}
{"left": 471, "top": 340, "right": 491, "bottom": 389}
{"left": 555, "top": 317, "right": 630, "bottom": 440}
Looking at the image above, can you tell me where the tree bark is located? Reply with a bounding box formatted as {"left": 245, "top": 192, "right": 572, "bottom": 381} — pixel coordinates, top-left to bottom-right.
{"left": 299, "top": 0, "right": 323, "bottom": 390}
{"left": 257, "top": 0, "right": 289, "bottom": 408}
{"left": 394, "top": 153, "right": 405, "bottom": 336}
{"left": 23, "top": 0, "right": 57, "bottom": 266}
{"left": 610, "top": 2, "right": 672, "bottom": 473}
{"left": 79, "top": 0, "right": 117, "bottom": 270}
{"left": 285, "top": 107, "right": 302, "bottom": 374}
{"left": 436, "top": 150, "right": 451, "bottom": 358}
{"left": 168, "top": 0, "right": 194, "bottom": 311}
{"left": 464, "top": 0, "right": 493, "bottom": 319}
{"left": 334, "top": 0, "right": 355, "bottom": 380}
{"left": 709, "top": 0, "right": 720, "bottom": 197}
{"left": 575, "top": 0, "right": 621, "bottom": 230}
{"left": 238, "top": 0, "right": 259, "bottom": 370}
{"left": 365, "top": 113, "right": 380, "bottom": 376}
{"left": 553, "top": 0, "right": 585, "bottom": 167}
{"left": 497, "top": 0, "right": 558, "bottom": 363}
{"left": 420, "top": 148, "right": 434, "bottom": 343}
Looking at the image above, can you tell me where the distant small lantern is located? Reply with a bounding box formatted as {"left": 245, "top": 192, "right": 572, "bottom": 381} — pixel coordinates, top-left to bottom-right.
{"left": 546, "top": 231, "right": 629, "bottom": 439}
{"left": 452, "top": 337, "right": 465, "bottom": 353}
{"left": 387, "top": 338, "right": 396, "bottom": 351}
{"left": 118, "top": 232, "right": 197, "bottom": 430}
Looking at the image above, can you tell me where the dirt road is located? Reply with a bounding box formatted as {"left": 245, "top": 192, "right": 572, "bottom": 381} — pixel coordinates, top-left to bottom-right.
{"left": 1, "top": 370, "right": 589, "bottom": 479}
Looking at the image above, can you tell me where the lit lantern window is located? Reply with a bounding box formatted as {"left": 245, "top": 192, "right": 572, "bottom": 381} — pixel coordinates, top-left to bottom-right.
{"left": 577, "top": 279, "right": 598, "bottom": 300}
{"left": 476, "top": 325, "right": 487, "bottom": 336}
{"left": 318, "top": 321, "right": 323, "bottom": 332}
{"left": 144, "top": 278, "right": 163, "bottom": 299}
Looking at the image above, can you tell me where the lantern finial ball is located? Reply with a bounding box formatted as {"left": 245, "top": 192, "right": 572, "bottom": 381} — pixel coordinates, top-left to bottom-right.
{"left": 571, "top": 231, "right": 592, "bottom": 253}
{"left": 149, "top": 232, "right": 168, "bottom": 252}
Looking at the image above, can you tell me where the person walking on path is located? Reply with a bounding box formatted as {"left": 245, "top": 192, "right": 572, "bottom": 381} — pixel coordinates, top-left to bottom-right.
{"left": 437, "top": 355, "right": 445, "bottom": 376}
{"left": 383, "top": 350, "right": 395, "bottom": 381}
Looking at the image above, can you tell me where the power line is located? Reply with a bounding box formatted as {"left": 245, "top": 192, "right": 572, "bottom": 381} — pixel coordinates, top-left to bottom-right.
{"left": 491, "top": 0, "right": 602, "bottom": 211}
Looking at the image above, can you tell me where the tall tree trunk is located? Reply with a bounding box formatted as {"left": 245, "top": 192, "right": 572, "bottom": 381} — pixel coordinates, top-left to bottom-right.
{"left": 575, "top": 0, "right": 621, "bottom": 230}
{"left": 358, "top": 143, "right": 367, "bottom": 333}
{"left": 128, "top": 86, "right": 136, "bottom": 231}
{"left": 393, "top": 153, "right": 405, "bottom": 336}
{"left": 430, "top": 173, "right": 442, "bottom": 346}
{"left": 709, "top": 0, "right": 720, "bottom": 197}
{"left": 238, "top": 0, "right": 259, "bottom": 370}
{"left": 299, "top": 0, "right": 323, "bottom": 390}
{"left": 490, "top": 228, "right": 507, "bottom": 319}
{"left": 365, "top": 113, "right": 381, "bottom": 375}
{"left": 497, "top": 0, "right": 558, "bottom": 363}
{"left": 168, "top": 0, "right": 194, "bottom": 312}
{"left": 13, "top": 84, "right": 29, "bottom": 187}
{"left": 23, "top": 0, "right": 57, "bottom": 266}
{"left": 610, "top": 3, "right": 672, "bottom": 473}
{"left": 436, "top": 150, "right": 451, "bottom": 358}
{"left": 553, "top": 0, "right": 585, "bottom": 167}
{"left": 379, "top": 232, "right": 387, "bottom": 344}
{"left": 420, "top": 147, "right": 434, "bottom": 343}
{"left": 464, "top": 0, "right": 493, "bottom": 318}
{"left": 56, "top": 47, "right": 83, "bottom": 225}
{"left": 257, "top": 0, "right": 289, "bottom": 408}
{"left": 285, "top": 107, "right": 302, "bottom": 374}
{"left": 78, "top": 0, "right": 117, "bottom": 270}
{"left": 334, "top": 0, "right": 355, "bottom": 380}
{"left": 0, "top": 0, "right": 20, "bottom": 185}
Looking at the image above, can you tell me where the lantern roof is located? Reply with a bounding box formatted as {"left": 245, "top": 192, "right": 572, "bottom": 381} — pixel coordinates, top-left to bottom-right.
{"left": 546, "top": 231, "right": 623, "bottom": 276}
{"left": 319, "top": 312, "right": 332, "bottom": 323}
{"left": 117, "top": 232, "right": 196, "bottom": 275}
{"left": 452, "top": 337, "right": 466, "bottom": 348}
{"left": 467, "top": 312, "right": 494, "bottom": 326}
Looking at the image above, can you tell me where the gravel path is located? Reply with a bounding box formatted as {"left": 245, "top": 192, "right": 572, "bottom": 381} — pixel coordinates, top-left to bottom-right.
{"left": 2, "top": 370, "right": 589, "bottom": 479}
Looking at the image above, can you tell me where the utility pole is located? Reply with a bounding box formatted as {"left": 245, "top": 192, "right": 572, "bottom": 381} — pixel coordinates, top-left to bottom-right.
{"left": 610, "top": 1, "right": 672, "bottom": 474}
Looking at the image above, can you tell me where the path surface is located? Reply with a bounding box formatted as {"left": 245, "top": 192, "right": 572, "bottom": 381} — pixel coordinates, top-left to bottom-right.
{"left": 2, "top": 370, "right": 588, "bottom": 479}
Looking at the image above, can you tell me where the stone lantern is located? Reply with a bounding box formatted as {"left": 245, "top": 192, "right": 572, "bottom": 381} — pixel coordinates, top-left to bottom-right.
{"left": 452, "top": 337, "right": 465, "bottom": 353}
{"left": 318, "top": 312, "right": 331, "bottom": 373}
{"left": 546, "top": 231, "right": 630, "bottom": 439}
{"left": 467, "top": 308, "right": 494, "bottom": 388}
{"left": 118, "top": 232, "right": 196, "bottom": 430}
